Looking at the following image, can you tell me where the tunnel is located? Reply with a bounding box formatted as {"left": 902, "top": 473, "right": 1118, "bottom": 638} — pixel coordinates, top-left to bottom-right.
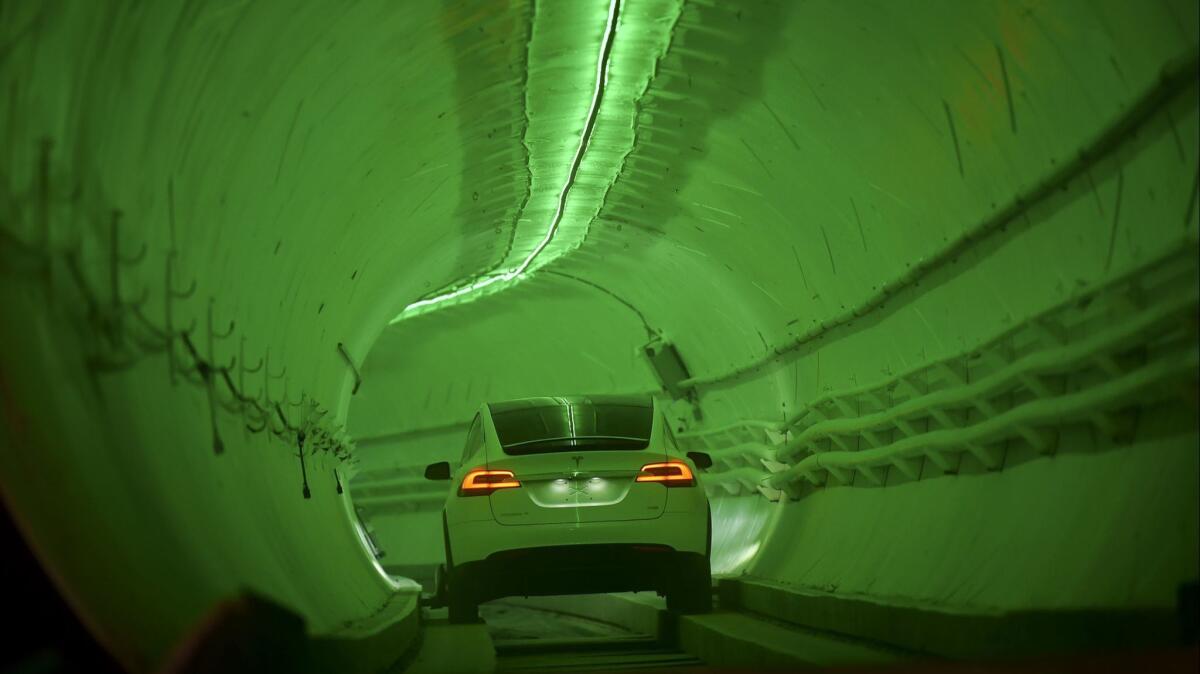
{"left": 1, "top": 0, "right": 1198, "bottom": 672}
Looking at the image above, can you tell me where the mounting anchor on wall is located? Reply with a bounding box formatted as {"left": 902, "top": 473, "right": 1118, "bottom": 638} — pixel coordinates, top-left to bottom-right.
{"left": 181, "top": 332, "right": 225, "bottom": 455}
{"left": 275, "top": 403, "right": 310, "bottom": 499}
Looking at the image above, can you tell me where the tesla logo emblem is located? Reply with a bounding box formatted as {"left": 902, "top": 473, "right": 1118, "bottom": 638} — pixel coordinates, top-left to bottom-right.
{"left": 568, "top": 456, "right": 588, "bottom": 497}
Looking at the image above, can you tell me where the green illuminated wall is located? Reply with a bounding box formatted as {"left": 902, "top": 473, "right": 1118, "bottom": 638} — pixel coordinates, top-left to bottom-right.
{"left": 1, "top": 0, "right": 1197, "bottom": 670}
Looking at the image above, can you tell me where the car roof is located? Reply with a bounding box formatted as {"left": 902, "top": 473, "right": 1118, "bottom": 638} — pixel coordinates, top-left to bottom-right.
{"left": 486, "top": 394, "right": 653, "bottom": 415}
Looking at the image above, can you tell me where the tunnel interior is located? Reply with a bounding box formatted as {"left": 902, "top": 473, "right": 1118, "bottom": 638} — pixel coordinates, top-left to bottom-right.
{"left": 1, "top": 0, "right": 1198, "bottom": 671}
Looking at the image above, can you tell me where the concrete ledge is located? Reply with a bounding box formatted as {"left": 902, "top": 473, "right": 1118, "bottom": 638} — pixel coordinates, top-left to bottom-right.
{"left": 678, "top": 611, "right": 906, "bottom": 670}
{"left": 719, "top": 576, "right": 1184, "bottom": 660}
{"left": 401, "top": 618, "right": 495, "bottom": 674}
{"left": 501, "top": 592, "right": 905, "bottom": 669}
{"left": 312, "top": 593, "right": 422, "bottom": 673}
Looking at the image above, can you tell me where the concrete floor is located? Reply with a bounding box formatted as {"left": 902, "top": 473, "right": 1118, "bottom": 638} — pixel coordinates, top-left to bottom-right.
{"left": 407, "top": 597, "right": 704, "bottom": 673}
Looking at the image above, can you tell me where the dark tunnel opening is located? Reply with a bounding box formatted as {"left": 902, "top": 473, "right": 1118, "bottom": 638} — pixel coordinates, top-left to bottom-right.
{"left": 1, "top": 1, "right": 1199, "bottom": 672}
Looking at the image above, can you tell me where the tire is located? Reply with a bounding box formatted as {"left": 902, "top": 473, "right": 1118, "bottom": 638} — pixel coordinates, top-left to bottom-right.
{"left": 666, "top": 555, "right": 713, "bottom": 614}
{"left": 442, "top": 513, "right": 480, "bottom": 623}
{"left": 446, "top": 567, "right": 480, "bottom": 624}
{"left": 430, "top": 564, "right": 448, "bottom": 608}
{"left": 447, "top": 589, "right": 479, "bottom": 624}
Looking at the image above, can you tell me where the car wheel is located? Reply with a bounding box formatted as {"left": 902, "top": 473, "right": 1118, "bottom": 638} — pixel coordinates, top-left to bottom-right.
{"left": 430, "top": 563, "right": 448, "bottom": 609}
{"left": 666, "top": 555, "right": 712, "bottom": 614}
{"left": 447, "top": 590, "right": 479, "bottom": 624}
{"left": 446, "top": 568, "right": 480, "bottom": 624}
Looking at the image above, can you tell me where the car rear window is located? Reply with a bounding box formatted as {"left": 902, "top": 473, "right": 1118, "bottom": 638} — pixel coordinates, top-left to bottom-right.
{"left": 491, "top": 401, "right": 653, "bottom": 455}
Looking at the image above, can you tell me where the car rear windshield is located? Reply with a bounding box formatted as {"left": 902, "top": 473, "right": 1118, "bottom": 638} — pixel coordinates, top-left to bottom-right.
{"left": 491, "top": 401, "right": 653, "bottom": 455}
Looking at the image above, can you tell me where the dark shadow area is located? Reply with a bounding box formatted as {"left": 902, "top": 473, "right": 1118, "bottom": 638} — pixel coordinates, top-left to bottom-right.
{"left": 0, "top": 501, "right": 124, "bottom": 674}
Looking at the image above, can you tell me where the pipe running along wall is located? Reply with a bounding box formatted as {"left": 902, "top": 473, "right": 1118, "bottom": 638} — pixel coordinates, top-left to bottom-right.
{"left": 1, "top": 0, "right": 1198, "bottom": 669}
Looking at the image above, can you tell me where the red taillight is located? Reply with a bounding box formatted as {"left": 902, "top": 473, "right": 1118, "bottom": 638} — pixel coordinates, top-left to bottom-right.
{"left": 636, "top": 461, "right": 695, "bottom": 487}
{"left": 459, "top": 469, "right": 520, "bottom": 496}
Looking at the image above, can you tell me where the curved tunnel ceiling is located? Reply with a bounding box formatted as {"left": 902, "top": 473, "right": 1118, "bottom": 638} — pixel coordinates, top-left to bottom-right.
{"left": 1, "top": 0, "right": 1198, "bottom": 670}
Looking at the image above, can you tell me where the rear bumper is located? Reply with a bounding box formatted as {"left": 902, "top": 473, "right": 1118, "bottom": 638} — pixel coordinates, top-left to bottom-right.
{"left": 451, "top": 544, "right": 709, "bottom": 604}
{"left": 447, "top": 509, "right": 708, "bottom": 566}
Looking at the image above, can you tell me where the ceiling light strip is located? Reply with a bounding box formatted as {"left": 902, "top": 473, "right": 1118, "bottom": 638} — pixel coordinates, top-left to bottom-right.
{"left": 395, "top": 0, "right": 622, "bottom": 320}
{"left": 511, "top": 0, "right": 620, "bottom": 277}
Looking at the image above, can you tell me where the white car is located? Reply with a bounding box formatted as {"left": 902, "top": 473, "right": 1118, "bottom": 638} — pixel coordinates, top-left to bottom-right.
{"left": 424, "top": 395, "right": 713, "bottom": 622}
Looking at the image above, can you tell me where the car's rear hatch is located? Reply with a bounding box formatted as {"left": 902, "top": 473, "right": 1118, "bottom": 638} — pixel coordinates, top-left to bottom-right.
{"left": 485, "top": 397, "right": 668, "bottom": 526}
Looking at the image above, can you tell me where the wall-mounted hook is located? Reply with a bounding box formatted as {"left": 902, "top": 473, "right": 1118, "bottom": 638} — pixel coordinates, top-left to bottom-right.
{"left": 167, "top": 253, "right": 196, "bottom": 301}
{"left": 237, "top": 336, "right": 264, "bottom": 404}
{"left": 165, "top": 250, "right": 197, "bottom": 386}
{"left": 118, "top": 244, "right": 147, "bottom": 268}
{"left": 285, "top": 383, "right": 305, "bottom": 410}
{"left": 1, "top": 159, "right": 363, "bottom": 472}
{"left": 206, "top": 297, "right": 236, "bottom": 367}
{"left": 245, "top": 399, "right": 281, "bottom": 437}
{"left": 262, "top": 350, "right": 286, "bottom": 404}
{"left": 268, "top": 357, "right": 287, "bottom": 381}
{"left": 279, "top": 380, "right": 301, "bottom": 426}
{"left": 108, "top": 209, "right": 147, "bottom": 340}
{"left": 242, "top": 339, "right": 263, "bottom": 373}
{"left": 268, "top": 412, "right": 290, "bottom": 441}
{"left": 336, "top": 342, "right": 363, "bottom": 395}
{"left": 206, "top": 297, "right": 236, "bottom": 381}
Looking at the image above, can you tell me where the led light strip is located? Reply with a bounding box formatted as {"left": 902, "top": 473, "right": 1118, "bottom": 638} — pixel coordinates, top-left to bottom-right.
{"left": 393, "top": 0, "right": 622, "bottom": 322}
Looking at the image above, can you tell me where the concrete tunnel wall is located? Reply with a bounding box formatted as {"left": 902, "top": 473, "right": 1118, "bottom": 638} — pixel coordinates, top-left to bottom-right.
{"left": 0, "top": 0, "right": 1197, "bottom": 670}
